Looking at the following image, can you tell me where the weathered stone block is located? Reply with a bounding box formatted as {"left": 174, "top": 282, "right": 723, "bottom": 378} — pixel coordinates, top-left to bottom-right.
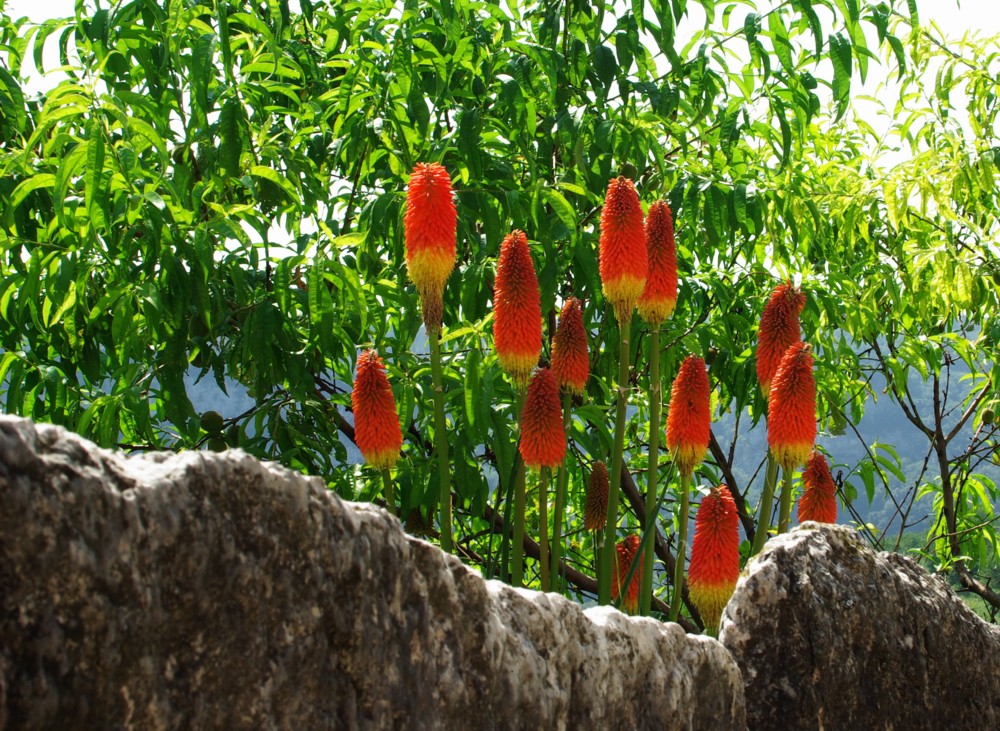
{"left": 0, "top": 417, "right": 745, "bottom": 730}
{"left": 720, "top": 523, "right": 1000, "bottom": 731}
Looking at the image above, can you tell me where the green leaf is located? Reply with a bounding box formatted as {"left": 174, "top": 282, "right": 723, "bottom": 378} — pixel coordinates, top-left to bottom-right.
{"left": 829, "top": 32, "right": 852, "bottom": 121}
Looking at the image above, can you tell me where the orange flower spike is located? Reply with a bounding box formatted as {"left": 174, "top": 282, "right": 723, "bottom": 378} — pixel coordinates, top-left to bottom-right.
{"left": 756, "top": 282, "right": 806, "bottom": 396}
{"left": 351, "top": 350, "right": 403, "bottom": 470}
{"left": 688, "top": 486, "right": 741, "bottom": 630}
{"left": 665, "top": 355, "right": 711, "bottom": 477}
{"left": 519, "top": 368, "right": 566, "bottom": 470}
{"left": 599, "top": 177, "right": 647, "bottom": 322}
{"left": 551, "top": 297, "right": 590, "bottom": 394}
{"left": 768, "top": 342, "right": 817, "bottom": 471}
{"left": 584, "top": 460, "right": 610, "bottom": 531}
{"left": 404, "top": 162, "right": 457, "bottom": 332}
{"left": 637, "top": 200, "right": 678, "bottom": 325}
{"left": 798, "top": 450, "right": 838, "bottom": 524}
{"left": 493, "top": 230, "right": 543, "bottom": 386}
{"left": 612, "top": 534, "right": 643, "bottom": 615}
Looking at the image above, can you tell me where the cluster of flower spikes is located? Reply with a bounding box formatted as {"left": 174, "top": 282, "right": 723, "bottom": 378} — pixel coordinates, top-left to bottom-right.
{"left": 612, "top": 534, "right": 643, "bottom": 615}
{"left": 403, "top": 162, "right": 457, "bottom": 333}
{"left": 599, "top": 177, "right": 648, "bottom": 323}
{"left": 493, "top": 230, "right": 543, "bottom": 386}
{"left": 688, "top": 485, "right": 741, "bottom": 630}
{"left": 666, "top": 355, "right": 711, "bottom": 477}
{"left": 551, "top": 297, "right": 590, "bottom": 394}
{"left": 584, "top": 461, "right": 609, "bottom": 531}
{"left": 768, "top": 341, "right": 817, "bottom": 472}
{"left": 351, "top": 350, "right": 403, "bottom": 470}
{"left": 637, "top": 200, "right": 678, "bottom": 326}
{"left": 799, "top": 450, "right": 838, "bottom": 524}
{"left": 756, "top": 282, "right": 806, "bottom": 396}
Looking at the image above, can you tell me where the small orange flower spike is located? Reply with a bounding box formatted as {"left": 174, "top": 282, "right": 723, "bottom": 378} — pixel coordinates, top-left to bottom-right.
{"left": 666, "top": 355, "right": 711, "bottom": 477}
{"left": 599, "top": 177, "right": 647, "bottom": 323}
{"left": 351, "top": 350, "right": 403, "bottom": 470}
{"left": 494, "top": 230, "right": 543, "bottom": 386}
{"left": 798, "top": 450, "right": 838, "bottom": 524}
{"left": 637, "top": 200, "right": 677, "bottom": 325}
{"left": 404, "top": 162, "right": 457, "bottom": 332}
{"left": 519, "top": 368, "right": 566, "bottom": 470}
{"left": 756, "top": 282, "right": 806, "bottom": 397}
{"left": 584, "top": 461, "right": 610, "bottom": 531}
{"left": 768, "top": 342, "right": 816, "bottom": 471}
{"left": 551, "top": 297, "right": 590, "bottom": 394}
{"left": 613, "top": 534, "right": 643, "bottom": 615}
{"left": 688, "top": 485, "right": 741, "bottom": 630}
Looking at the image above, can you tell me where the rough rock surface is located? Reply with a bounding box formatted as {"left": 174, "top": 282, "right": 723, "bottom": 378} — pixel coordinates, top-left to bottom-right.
{"left": 0, "top": 416, "right": 745, "bottom": 730}
{"left": 720, "top": 523, "right": 1000, "bottom": 731}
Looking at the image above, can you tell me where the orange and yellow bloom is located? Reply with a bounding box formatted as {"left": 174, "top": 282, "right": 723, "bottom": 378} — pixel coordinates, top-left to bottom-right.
{"left": 637, "top": 200, "right": 677, "bottom": 325}
{"left": 494, "top": 230, "right": 543, "bottom": 386}
{"left": 666, "top": 355, "right": 711, "bottom": 476}
{"left": 756, "top": 282, "right": 806, "bottom": 396}
{"left": 688, "top": 485, "right": 740, "bottom": 630}
{"left": 584, "top": 460, "right": 610, "bottom": 531}
{"left": 799, "top": 450, "right": 838, "bottom": 524}
{"left": 519, "top": 367, "right": 565, "bottom": 469}
{"left": 351, "top": 350, "right": 403, "bottom": 470}
{"left": 599, "top": 177, "right": 647, "bottom": 322}
{"left": 404, "top": 162, "right": 457, "bottom": 332}
{"left": 613, "top": 534, "right": 642, "bottom": 615}
{"left": 768, "top": 342, "right": 816, "bottom": 471}
{"left": 551, "top": 297, "right": 589, "bottom": 394}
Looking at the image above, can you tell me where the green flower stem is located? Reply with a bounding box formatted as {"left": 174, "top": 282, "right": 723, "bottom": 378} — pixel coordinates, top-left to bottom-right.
{"left": 778, "top": 464, "right": 794, "bottom": 534}
{"left": 750, "top": 452, "right": 780, "bottom": 556}
{"left": 640, "top": 323, "right": 661, "bottom": 616}
{"left": 381, "top": 467, "right": 395, "bottom": 517}
{"left": 669, "top": 471, "right": 692, "bottom": 622}
{"left": 550, "top": 392, "right": 573, "bottom": 592}
{"left": 429, "top": 328, "right": 453, "bottom": 553}
{"left": 538, "top": 467, "right": 551, "bottom": 591}
{"left": 599, "top": 317, "right": 631, "bottom": 605}
{"left": 511, "top": 389, "right": 527, "bottom": 587}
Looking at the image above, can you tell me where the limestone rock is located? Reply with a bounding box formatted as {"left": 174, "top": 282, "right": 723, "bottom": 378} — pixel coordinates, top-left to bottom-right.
{"left": 0, "top": 417, "right": 745, "bottom": 730}
{"left": 720, "top": 523, "right": 1000, "bottom": 731}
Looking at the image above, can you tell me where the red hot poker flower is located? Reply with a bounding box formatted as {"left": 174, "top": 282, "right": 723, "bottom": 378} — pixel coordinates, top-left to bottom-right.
{"left": 756, "top": 282, "right": 806, "bottom": 397}
{"left": 584, "top": 460, "right": 610, "bottom": 531}
{"left": 768, "top": 342, "right": 816, "bottom": 471}
{"left": 599, "top": 177, "right": 647, "bottom": 322}
{"left": 666, "top": 355, "right": 711, "bottom": 477}
{"left": 351, "top": 350, "right": 403, "bottom": 470}
{"left": 637, "top": 200, "right": 678, "bottom": 325}
{"left": 613, "top": 534, "right": 642, "bottom": 615}
{"left": 798, "top": 450, "right": 838, "bottom": 524}
{"left": 494, "top": 230, "right": 543, "bottom": 386}
{"left": 551, "top": 297, "right": 589, "bottom": 394}
{"left": 688, "top": 485, "right": 741, "bottom": 630}
{"left": 404, "top": 162, "right": 457, "bottom": 332}
{"left": 519, "top": 368, "right": 565, "bottom": 470}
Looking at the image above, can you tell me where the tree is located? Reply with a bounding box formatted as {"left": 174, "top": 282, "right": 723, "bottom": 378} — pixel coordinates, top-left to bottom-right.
{"left": 1, "top": 0, "right": 997, "bottom": 627}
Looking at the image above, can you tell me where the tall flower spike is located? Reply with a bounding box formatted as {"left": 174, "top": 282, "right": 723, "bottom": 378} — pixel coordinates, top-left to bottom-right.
{"left": 799, "top": 450, "right": 838, "bottom": 524}
{"left": 756, "top": 282, "right": 806, "bottom": 396}
{"left": 519, "top": 368, "right": 565, "bottom": 470}
{"left": 551, "top": 297, "right": 589, "bottom": 394}
{"left": 613, "top": 534, "right": 643, "bottom": 615}
{"left": 688, "top": 485, "right": 741, "bottom": 630}
{"left": 768, "top": 342, "right": 816, "bottom": 471}
{"left": 404, "top": 162, "right": 457, "bottom": 333}
{"left": 637, "top": 200, "right": 677, "bottom": 325}
{"left": 584, "top": 460, "right": 610, "bottom": 531}
{"left": 599, "top": 177, "right": 647, "bottom": 323}
{"left": 666, "top": 355, "right": 711, "bottom": 477}
{"left": 494, "top": 230, "right": 543, "bottom": 386}
{"left": 351, "top": 350, "right": 403, "bottom": 470}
